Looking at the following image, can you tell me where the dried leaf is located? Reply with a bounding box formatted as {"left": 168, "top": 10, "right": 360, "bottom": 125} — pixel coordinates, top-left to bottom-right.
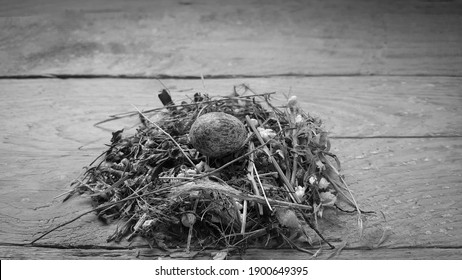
{"left": 275, "top": 208, "right": 300, "bottom": 229}
{"left": 212, "top": 250, "right": 228, "bottom": 260}
{"left": 319, "top": 192, "right": 337, "bottom": 207}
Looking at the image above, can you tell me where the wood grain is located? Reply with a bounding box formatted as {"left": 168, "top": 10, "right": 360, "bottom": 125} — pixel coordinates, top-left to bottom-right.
{"left": 0, "top": 77, "right": 460, "bottom": 139}
{"left": 324, "top": 137, "right": 462, "bottom": 249}
{"left": 1, "top": 137, "right": 460, "bottom": 249}
{"left": 1, "top": 0, "right": 461, "bottom": 76}
{"left": 0, "top": 78, "right": 460, "bottom": 259}
{"left": 1, "top": 245, "right": 461, "bottom": 260}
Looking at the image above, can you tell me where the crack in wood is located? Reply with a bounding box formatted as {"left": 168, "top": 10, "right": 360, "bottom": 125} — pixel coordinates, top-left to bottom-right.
{"left": 1, "top": 73, "right": 462, "bottom": 80}
{"left": 1, "top": 243, "right": 462, "bottom": 251}
{"left": 331, "top": 135, "right": 462, "bottom": 139}
{"left": 0, "top": 242, "right": 132, "bottom": 250}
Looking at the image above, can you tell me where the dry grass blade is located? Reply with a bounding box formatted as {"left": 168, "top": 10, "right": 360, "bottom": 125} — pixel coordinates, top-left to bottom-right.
{"left": 322, "top": 156, "right": 363, "bottom": 234}
{"left": 246, "top": 141, "right": 264, "bottom": 214}
{"left": 253, "top": 165, "right": 272, "bottom": 212}
{"left": 326, "top": 241, "right": 347, "bottom": 259}
{"left": 245, "top": 115, "right": 299, "bottom": 204}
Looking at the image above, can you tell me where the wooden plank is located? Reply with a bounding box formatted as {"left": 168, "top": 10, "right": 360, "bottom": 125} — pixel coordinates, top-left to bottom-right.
{"left": 322, "top": 137, "right": 462, "bottom": 248}
{"left": 0, "top": 77, "right": 460, "bottom": 138}
{"left": 0, "top": 78, "right": 461, "bottom": 256}
{"left": 240, "top": 248, "right": 462, "bottom": 260}
{"left": 1, "top": 0, "right": 461, "bottom": 76}
{"left": 2, "top": 137, "right": 460, "bottom": 248}
{"left": 1, "top": 245, "right": 461, "bottom": 260}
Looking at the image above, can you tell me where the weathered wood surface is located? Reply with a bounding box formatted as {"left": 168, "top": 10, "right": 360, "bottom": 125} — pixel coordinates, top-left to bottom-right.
{"left": 1, "top": 136, "right": 460, "bottom": 249}
{"left": 2, "top": 245, "right": 461, "bottom": 260}
{"left": 0, "top": 78, "right": 460, "bottom": 259}
{"left": 1, "top": 0, "right": 462, "bottom": 76}
{"left": 0, "top": 77, "right": 460, "bottom": 138}
{"left": 1, "top": 0, "right": 461, "bottom": 260}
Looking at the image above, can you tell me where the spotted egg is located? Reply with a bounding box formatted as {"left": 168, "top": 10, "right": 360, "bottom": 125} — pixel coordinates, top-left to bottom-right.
{"left": 189, "top": 112, "right": 247, "bottom": 157}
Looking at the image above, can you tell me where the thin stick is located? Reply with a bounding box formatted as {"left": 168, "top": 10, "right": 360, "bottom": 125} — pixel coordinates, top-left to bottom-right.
{"left": 186, "top": 222, "right": 194, "bottom": 253}
{"left": 289, "top": 108, "right": 299, "bottom": 186}
{"left": 218, "top": 228, "right": 268, "bottom": 248}
{"left": 200, "top": 73, "right": 207, "bottom": 94}
{"left": 253, "top": 165, "right": 273, "bottom": 212}
{"left": 290, "top": 156, "right": 298, "bottom": 186}
{"left": 246, "top": 142, "right": 263, "bottom": 215}
{"left": 186, "top": 199, "right": 199, "bottom": 253}
{"left": 126, "top": 213, "right": 147, "bottom": 241}
{"left": 240, "top": 200, "right": 248, "bottom": 234}
{"left": 327, "top": 242, "right": 347, "bottom": 259}
{"left": 280, "top": 232, "right": 315, "bottom": 255}
{"left": 245, "top": 115, "right": 300, "bottom": 204}
{"left": 254, "top": 172, "right": 278, "bottom": 177}
{"left": 53, "top": 189, "right": 74, "bottom": 200}
{"left": 299, "top": 211, "right": 335, "bottom": 249}
{"left": 321, "top": 155, "right": 363, "bottom": 234}
{"left": 158, "top": 176, "right": 194, "bottom": 181}
{"left": 155, "top": 78, "right": 170, "bottom": 93}
{"left": 31, "top": 207, "right": 98, "bottom": 244}
{"left": 338, "top": 174, "right": 363, "bottom": 233}
{"left": 221, "top": 227, "right": 267, "bottom": 240}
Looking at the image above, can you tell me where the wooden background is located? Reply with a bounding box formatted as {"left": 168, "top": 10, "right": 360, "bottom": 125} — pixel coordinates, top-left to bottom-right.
{"left": 0, "top": 0, "right": 461, "bottom": 259}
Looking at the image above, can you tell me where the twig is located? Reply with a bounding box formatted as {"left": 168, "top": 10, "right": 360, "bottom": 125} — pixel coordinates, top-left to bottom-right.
{"left": 158, "top": 176, "right": 195, "bottom": 181}
{"left": 310, "top": 247, "right": 322, "bottom": 259}
{"left": 245, "top": 115, "right": 300, "bottom": 204}
{"left": 286, "top": 101, "right": 299, "bottom": 187}
{"left": 53, "top": 189, "right": 74, "bottom": 200}
{"left": 253, "top": 165, "right": 273, "bottom": 212}
{"left": 31, "top": 207, "right": 98, "bottom": 244}
{"left": 334, "top": 204, "right": 375, "bottom": 215}
{"left": 299, "top": 211, "right": 335, "bottom": 249}
{"left": 186, "top": 199, "right": 199, "bottom": 253}
{"left": 240, "top": 200, "right": 248, "bottom": 234}
{"left": 228, "top": 228, "right": 269, "bottom": 248}
{"left": 254, "top": 172, "right": 278, "bottom": 177}
{"left": 279, "top": 232, "right": 315, "bottom": 255}
{"left": 126, "top": 213, "right": 147, "bottom": 241}
{"left": 321, "top": 156, "right": 363, "bottom": 234}
{"left": 155, "top": 79, "right": 170, "bottom": 94}
{"left": 200, "top": 73, "right": 208, "bottom": 94}
{"left": 326, "top": 242, "right": 347, "bottom": 259}
{"left": 246, "top": 142, "right": 264, "bottom": 215}
{"left": 373, "top": 228, "right": 390, "bottom": 248}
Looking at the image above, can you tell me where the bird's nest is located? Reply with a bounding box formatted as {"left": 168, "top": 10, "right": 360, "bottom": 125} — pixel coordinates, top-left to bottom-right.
{"left": 39, "top": 84, "right": 365, "bottom": 257}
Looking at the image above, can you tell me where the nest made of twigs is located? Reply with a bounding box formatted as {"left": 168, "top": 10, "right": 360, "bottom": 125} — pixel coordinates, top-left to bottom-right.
{"left": 60, "top": 84, "right": 364, "bottom": 255}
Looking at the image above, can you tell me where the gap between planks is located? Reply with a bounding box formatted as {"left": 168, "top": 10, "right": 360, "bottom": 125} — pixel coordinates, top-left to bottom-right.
{"left": 331, "top": 135, "right": 462, "bottom": 139}
{"left": 2, "top": 242, "right": 462, "bottom": 250}
{"left": 1, "top": 0, "right": 462, "bottom": 76}
{"left": 1, "top": 245, "right": 461, "bottom": 260}
{"left": 1, "top": 73, "right": 462, "bottom": 80}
